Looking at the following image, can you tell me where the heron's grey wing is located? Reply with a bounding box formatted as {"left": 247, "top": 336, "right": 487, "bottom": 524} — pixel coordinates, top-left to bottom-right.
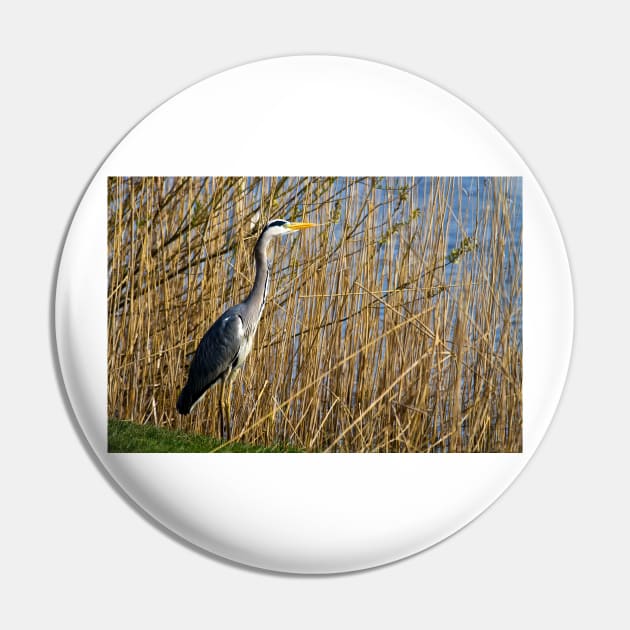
{"left": 176, "top": 312, "right": 244, "bottom": 414}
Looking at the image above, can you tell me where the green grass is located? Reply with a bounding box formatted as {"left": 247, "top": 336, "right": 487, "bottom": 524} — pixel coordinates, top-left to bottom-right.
{"left": 108, "top": 419, "right": 302, "bottom": 453}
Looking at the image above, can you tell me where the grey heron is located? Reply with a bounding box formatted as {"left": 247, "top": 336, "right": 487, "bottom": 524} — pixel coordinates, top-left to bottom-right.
{"left": 176, "top": 218, "right": 316, "bottom": 439}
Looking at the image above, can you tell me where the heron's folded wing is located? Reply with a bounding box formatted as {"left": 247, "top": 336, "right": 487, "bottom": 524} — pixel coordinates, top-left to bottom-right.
{"left": 192, "top": 313, "right": 243, "bottom": 384}
{"left": 182, "top": 313, "right": 244, "bottom": 408}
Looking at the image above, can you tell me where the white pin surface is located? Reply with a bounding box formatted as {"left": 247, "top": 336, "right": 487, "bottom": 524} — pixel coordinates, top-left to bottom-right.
{"left": 55, "top": 56, "right": 573, "bottom": 573}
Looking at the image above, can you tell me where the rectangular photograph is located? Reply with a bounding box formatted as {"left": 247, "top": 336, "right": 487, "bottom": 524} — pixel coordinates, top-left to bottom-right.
{"left": 108, "top": 176, "right": 522, "bottom": 452}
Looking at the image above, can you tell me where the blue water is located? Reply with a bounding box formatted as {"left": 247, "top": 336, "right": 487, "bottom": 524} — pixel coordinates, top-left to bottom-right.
{"left": 298, "top": 176, "right": 523, "bottom": 343}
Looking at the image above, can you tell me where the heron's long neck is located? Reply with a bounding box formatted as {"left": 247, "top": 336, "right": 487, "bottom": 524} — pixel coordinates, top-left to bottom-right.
{"left": 243, "top": 233, "right": 271, "bottom": 328}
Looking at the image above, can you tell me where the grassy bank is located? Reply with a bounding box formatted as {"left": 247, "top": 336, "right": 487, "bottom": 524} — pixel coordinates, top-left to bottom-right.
{"left": 108, "top": 420, "right": 301, "bottom": 453}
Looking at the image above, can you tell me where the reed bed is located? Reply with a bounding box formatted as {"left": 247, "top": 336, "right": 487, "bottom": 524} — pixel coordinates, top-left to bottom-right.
{"left": 108, "top": 176, "right": 522, "bottom": 452}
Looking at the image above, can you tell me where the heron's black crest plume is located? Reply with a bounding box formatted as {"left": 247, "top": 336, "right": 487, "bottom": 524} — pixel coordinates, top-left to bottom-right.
{"left": 264, "top": 219, "right": 288, "bottom": 230}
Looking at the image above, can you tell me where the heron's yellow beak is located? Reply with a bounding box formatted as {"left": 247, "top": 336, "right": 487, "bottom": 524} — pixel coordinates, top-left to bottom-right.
{"left": 287, "top": 221, "right": 318, "bottom": 231}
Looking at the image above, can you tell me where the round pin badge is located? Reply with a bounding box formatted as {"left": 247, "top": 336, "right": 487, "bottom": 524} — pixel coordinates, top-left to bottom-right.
{"left": 55, "top": 56, "right": 573, "bottom": 573}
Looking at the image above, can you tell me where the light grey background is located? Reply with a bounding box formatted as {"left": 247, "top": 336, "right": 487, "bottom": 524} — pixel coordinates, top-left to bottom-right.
{"left": 1, "top": 2, "right": 627, "bottom": 628}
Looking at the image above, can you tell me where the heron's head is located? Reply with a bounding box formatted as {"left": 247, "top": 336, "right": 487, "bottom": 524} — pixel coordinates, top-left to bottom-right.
{"left": 263, "top": 219, "right": 317, "bottom": 237}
